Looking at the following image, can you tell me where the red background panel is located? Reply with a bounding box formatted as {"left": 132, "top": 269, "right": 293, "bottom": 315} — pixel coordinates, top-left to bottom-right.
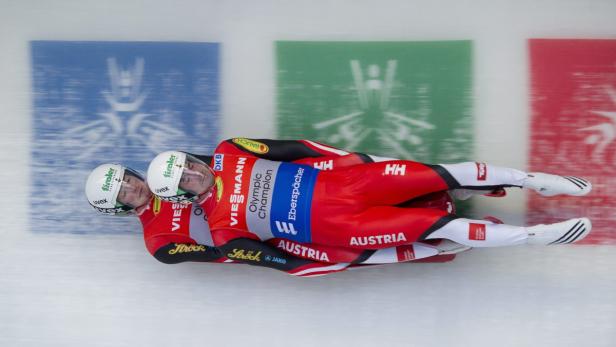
{"left": 529, "top": 39, "right": 616, "bottom": 244}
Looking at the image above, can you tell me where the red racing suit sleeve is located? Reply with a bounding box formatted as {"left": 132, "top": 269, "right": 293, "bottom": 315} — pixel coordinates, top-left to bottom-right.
{"left": 214, "top": 138, "right": 373, "bottom": 163}
{"left": 152, "top": 242, "right": 224, "bottom": 264}
{"left": 212, "top": 229, "right": 350, "bottom": 277}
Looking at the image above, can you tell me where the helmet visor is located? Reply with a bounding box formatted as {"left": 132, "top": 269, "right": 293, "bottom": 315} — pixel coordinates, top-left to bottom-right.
{"left": 178, "top": 155, "right": 215, "bottom": 196}
{"left": 116, "top": 170, "right": 150, "bottom": 209}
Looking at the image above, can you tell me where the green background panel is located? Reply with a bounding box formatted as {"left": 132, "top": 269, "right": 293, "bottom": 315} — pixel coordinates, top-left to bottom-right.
{"left": 276, "top": 41, "right": 473, "bottom": 163}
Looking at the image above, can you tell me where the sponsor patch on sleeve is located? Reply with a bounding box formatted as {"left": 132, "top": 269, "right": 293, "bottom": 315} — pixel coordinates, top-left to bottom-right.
{"left": 469, "top": 223, "right": 486, "bottom": 241}
{"left": 232, "top": 138, "right": 269, "bottom": 154}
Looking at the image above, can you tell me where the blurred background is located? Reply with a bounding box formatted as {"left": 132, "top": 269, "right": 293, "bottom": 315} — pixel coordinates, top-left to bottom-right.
{"left": 1, "top": 0, "right": 615, "bottom": 346}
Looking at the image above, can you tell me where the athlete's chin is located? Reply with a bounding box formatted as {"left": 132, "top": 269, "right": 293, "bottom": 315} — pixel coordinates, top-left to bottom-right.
{"left": 202, "top": 178, "right": 215, "bottom": 193}
{"left": 137, "top": 193, "right": 152, "bottom": 207}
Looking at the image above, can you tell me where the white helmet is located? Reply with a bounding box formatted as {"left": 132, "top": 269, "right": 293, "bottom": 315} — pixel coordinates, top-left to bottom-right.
{"left": 85, "top": 163, "right": 144, "bottom": 215}
{"left": 147, "top": 151, "right": 212, "bottom": 203}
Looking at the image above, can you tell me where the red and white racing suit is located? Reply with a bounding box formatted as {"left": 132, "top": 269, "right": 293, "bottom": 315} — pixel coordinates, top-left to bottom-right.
{"left": 139, "top": 138, "right": 464, "bottom": 277}
{"left": 204, "top": 139, "right": 530, "bottom": 255}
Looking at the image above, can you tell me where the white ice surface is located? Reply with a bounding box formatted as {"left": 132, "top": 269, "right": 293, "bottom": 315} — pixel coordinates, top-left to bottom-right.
{"left": 1, "top": 1, "right": 615, "bottom": 346}
{"left": 2, "top": 233, "right": 615, "bottom": 347}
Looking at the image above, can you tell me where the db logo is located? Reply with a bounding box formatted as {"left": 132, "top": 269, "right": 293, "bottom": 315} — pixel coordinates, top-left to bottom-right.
{"left": 213, "top": 154, "right": 224, "bottom": 171}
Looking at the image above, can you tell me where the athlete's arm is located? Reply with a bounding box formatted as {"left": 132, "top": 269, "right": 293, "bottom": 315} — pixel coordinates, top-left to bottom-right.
{"left": 215, "top": 138, "right": 356, "bottom": 161}
{"left": 218, "top": 237, "right": 349, "bottom": 277}
{"left": 153, "top": 243, "right": 224, "bottom": 264}
{"left": 268, "top": 238, "right": 464, "bottom": 264}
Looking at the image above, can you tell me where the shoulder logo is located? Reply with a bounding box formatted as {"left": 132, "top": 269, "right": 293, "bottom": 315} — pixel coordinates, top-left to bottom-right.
{"left": 153, "top": 196, "right": 162, "bottom": 215}
{"left": 215, "top": 176, "right": 223, "bottom": 202}
{"left": 232, "top": 138, "right": 269, "bottom": 154}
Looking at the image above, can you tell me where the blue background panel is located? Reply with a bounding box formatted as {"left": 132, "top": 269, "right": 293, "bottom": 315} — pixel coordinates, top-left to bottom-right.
{"left": 30, "top": 41, "right": 220, "bottom": 234}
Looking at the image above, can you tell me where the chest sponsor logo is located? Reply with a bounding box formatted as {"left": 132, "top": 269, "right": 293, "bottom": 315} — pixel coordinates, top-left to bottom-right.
{"left": 269, "top": 162, "right": 317, "bottom": 243}
{"left": 248, "top": 169, "right": 273, "bottom": 219}
{"left": 350, "top": 232, "right": 407, "bottom": 246}
{"left": 277, "top": 240, "right": 330, "bottom": 262}
{"left": 313, "top": 159, "right": 334, "bottom": 170}
{"left": 476, "top": 162, "right": 487, "bottom": 181}
{"left": 227, "top": 248, "right": 262, "bottom": 262}
{"left": 171, "top": 202, "right": 188, "bottom": 232}
{"left": 213, "top": 153, "right": 224, "bottom": 171}
{"left": 469, "top": 223, "right": 486, "bottom": 241}
{"left": 232, "top": 138, "right": 269, "bottom": 154}
{"left": 287, "top": 167, "right": 305, "bottom": 221}
{"left": 229, "top": 157, "right": 247, "bottom": 226}
{"left": 384, "top": 163, "right": 406, "bottom": 176}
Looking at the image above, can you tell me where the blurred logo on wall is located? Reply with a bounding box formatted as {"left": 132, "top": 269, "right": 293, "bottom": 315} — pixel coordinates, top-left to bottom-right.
{"left": 276, "top": 41, "right": 473, "bottom": 164}
{"left": 30, "top": 41, "right": 220, "bottom": 234}
{"left": 529, "top": 39, "right": 616, "bottom": 244}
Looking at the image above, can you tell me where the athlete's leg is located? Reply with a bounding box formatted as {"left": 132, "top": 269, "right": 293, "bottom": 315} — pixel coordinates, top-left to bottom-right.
{"left": 320, "top": 160, "right": 591, "bottom": 209}
{"left": 311, "top": 206, "right": 450, "bottom": 248}
{"left": 439, "top": 162, "right": 592, "bottom": 196}
{"left": 311, "top": 206, "right": 592, "bottom": 249}
{"left": 320, "top": 160, "right": 450, "bottom": 206}
{"left": 321, "top": 160, "right": 591, "bottom": 208}
{"left": 426, "top": 217, "right": 592, "bottom": 246}
{"left": 314, "top": 206, "right": 526, "bottom": 249}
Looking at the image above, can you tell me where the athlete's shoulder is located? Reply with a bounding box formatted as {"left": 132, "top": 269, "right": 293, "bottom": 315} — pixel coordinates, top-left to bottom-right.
{"left": 214, "top": 138, "right": 269, "bottom": 157}
{"left": 138, "top": 197, "right": 169, "bottom": 228}
{"left": 211, "top": 227, "right": 261, "bottom": 246}
{"left": 216, "top": 137, "right": 354, "bottom": 163}
{"left": 140, "top": 198, "right": 197, "bottom": 254}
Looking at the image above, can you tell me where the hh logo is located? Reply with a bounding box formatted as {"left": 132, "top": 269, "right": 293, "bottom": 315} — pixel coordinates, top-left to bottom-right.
{"left": 314, "top": 159, "right": 334, "bottom": 171}
{"left": 213, "top": 154, "right": 224, "bottom": 171}
{"left": 476, "top": 162, "right": 487, "bottom": 181}
{"left": 396, "top": 245, "right": 416, "bottom": 262}
{"left": 275, "top": 221, "right": 298, "bottom": 235}
{"left": 469, "top": 223, "right": 486, "bottom": 241}
{"left": 384, "top": 163, "right": 406, "bottom": 176}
